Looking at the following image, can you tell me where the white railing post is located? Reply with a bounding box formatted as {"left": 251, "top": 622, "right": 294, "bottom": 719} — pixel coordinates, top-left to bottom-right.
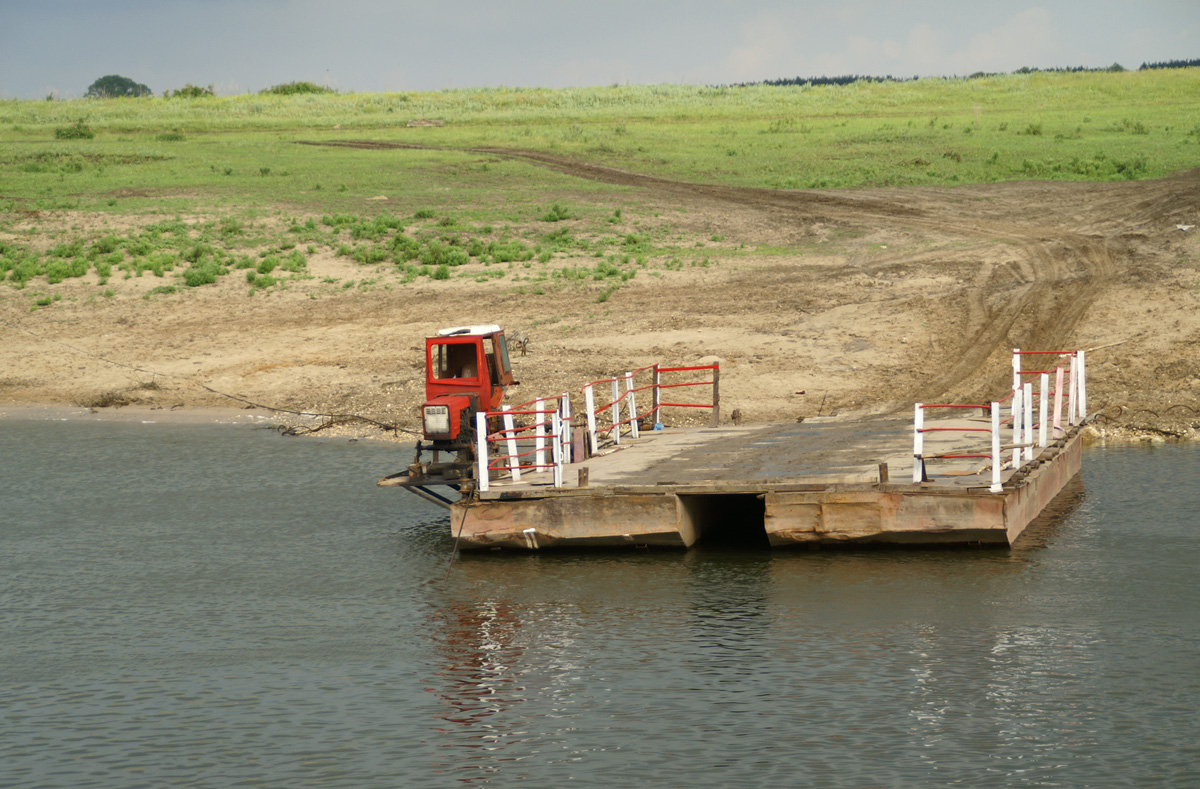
{"left": 625, "top": 371, "right": 639, "bottom": 439}
{"left": 1011, "top": 385, "right": 1023, "bottom": 470}
{"left": 611, "top": 378, "right": 622, "bottom": 445}
{"left": 551, "top": 411, "right": 564, "bottom": 488}
{"left": 912, "top": 404, "right": 925, "bottom": 483}
{"left": 475, "top": 411, "right": 490, "bottom": 492}
{"left": 1038, "top": 372, "right": 1049, "bottom": 448}
{"left": 501, "top": 405, "right": 520, "bottom": 482}
{"left": 534, "top": 398, "right": 546, "bottom": 470}
{"left": 1023, "top": 382, "right": 1034, "bottom": 464}
{"left": 1077, "top": 350, "right": 1087, "bottom": 420}
{"left": 652, "top": 364, "right": 662, "bottom": 425}
{"left": 1053, "top": 366, "right": 1065, "bottom": 439}
{"left": 560, "top": 393, "right": 572, "bottom": 464}
{"left": 990, "top": 402, "right": 1003, "bottom": 492}
{"left": 1069, "top": 354, "right": 1079, "bottom": 426}
{"left": 1012, "top": 348, "right": 1022, "bottom": 393}
{"left": 584, "top": 384, "right": 598, "bottom": 455}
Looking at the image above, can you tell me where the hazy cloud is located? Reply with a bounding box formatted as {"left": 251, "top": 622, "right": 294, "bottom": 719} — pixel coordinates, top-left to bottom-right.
{"left": 1, "top": 1, "right": 1196, "bottom": 98}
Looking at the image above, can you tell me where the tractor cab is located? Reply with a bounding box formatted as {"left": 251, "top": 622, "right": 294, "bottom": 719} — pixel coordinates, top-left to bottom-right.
{"left": 421, "top": 325, "right": 516, "bottom": 447}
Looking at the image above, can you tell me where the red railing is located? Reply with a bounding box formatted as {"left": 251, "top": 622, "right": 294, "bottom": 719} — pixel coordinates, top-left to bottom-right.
{"left": 912, "top": 348, "right": 1087, "bottom": 491}
{"left": 474, "top": 395, "right": 569, "bottom": 492}
{"left": 580, "top": 363, "right": 719, "bottom": 453}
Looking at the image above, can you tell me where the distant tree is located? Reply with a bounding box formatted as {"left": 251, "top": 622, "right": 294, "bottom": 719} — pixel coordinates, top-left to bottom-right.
{"left": 1106, "top": 62, "right": 1126, "bottom": 72}
{"left": 85, "top": 74, "right": 152, "bottom": 98}
{"left": 164, "top": 83, "right": 216, "bottom": 98}
{"left": 261, "top": 81, "right": 335, "bottom": 95}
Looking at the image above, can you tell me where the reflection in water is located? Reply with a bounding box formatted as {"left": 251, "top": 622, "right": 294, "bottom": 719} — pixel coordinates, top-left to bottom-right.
{"left": 4, "top": 423, "right": 1200, "bottom": 787}
{"left": 430, "top": 600, "right": 526, "bottom": 784}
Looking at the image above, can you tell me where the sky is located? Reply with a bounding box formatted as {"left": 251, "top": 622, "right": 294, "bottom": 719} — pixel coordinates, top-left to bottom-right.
{"left": 1, "top": 0, "right": 1197, "bottom": 99}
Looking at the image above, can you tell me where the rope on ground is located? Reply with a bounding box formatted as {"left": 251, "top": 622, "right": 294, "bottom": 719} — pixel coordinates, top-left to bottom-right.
{"left": 3, "top": 318, "right": 422, "bottom": 437}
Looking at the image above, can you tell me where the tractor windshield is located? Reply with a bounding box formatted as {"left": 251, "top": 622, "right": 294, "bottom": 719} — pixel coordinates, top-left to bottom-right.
{"left": 433, "top": 342, "right": 481, "bottom": 381}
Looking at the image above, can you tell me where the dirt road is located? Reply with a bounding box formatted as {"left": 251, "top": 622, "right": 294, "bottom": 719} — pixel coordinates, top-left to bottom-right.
{"left": 3, "top": 145, "right": 1199, "bottom": 440}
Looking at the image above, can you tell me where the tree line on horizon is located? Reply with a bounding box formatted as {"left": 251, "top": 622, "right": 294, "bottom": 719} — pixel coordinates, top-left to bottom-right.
{"left": 77, "top": 59, "right": 1200, "bottom": 100}
{"left": 730, "top": 58, "right": 1200, "bottom": 89}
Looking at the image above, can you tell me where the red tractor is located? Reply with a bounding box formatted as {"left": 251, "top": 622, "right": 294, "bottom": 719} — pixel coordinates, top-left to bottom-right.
{"left": 391, "top": 325, "right": 518, "bottom": 495}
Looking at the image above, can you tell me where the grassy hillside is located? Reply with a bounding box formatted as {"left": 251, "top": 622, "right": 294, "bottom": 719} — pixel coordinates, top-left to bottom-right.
{"left": 2, "top": 69, "right": 1198, "bottom": 302}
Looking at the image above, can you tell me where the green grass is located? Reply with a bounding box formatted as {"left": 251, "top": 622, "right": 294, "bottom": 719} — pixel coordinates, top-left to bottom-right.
{"left": 1, "top": 69, "right": 1197, "bottom": 297}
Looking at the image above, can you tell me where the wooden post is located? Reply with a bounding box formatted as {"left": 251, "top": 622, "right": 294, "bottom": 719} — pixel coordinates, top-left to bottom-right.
{"left": 711, "top": 364, "right": 721, "bottom": 428}
{"left": 573, "top": 426, "right": 587, "bottom": 461}
{"left": 475, "top": 411, "right": 490, "bottom": 492}
{"left": 878, "top": 462, "right": 889, "bottom": 484}
{"left": 577, "top": 467, "right": 589, "bottom": 488}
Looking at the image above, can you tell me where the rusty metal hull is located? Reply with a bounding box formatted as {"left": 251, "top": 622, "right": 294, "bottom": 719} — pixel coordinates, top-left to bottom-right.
{"left": 446, "top": 427, "right": 1084, "bottom": 550}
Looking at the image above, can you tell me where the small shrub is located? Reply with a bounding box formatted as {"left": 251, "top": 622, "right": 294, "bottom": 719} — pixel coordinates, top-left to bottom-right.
{"left": 261, "top": 81, "right": 334, "bottom": 95}
{"left": 541, "top": 203, "right": 571, "bottom": 222}
{"left": 55, "top": 121, "right": 94, "bottom": 140}
{"left": 431, "top": 264, "right": 451, "bottom": 280}
{"left": 183, "top": 260, "right": 225, "bottom": 287}
{"left": 165, "top": 83, "right": 215, "bottom": 99}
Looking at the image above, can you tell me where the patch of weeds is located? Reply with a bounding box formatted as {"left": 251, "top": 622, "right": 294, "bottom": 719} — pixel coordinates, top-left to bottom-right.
{"left": 541, "top": 203, "right": 571, "bottom": 222}
{"left": 280, "top": 250, "right": 307, "bottom": 273}
{"left": 351, "top": 214, "right": 404, "bottom": 241}
{"left": 413, "top": 208, "right": 436, "bottom": 220}
{"left": 134, "top": 252, "right": 175, "bottom": 278}
{"left": 55, "top": 121, "right": 94, "bottom": 140}
{"left": 183, "top": 259, "right": 226, "bottom": 287}
{"left": 421, "top": 241, "right": 469, "bottom": 268}
{"left": 31, "top": 292, "right": 61, "bottom": 309}
{"left": 156, "top": 132, "right": 186, "bottom": 142}
{"left": 84, "top": 391, "right": 134, "bottom": 408}
{"left": 351, "top": 244, "right": 389, "bottom": 265}
{"left": 246, "top": 271, "right": 277, "bottom": 290}
{"left": 431, "top": 264, "right": 451, "bottom": 280}
{"left": 390, "top": 234, "right": 421, "bottom": 261}
{"left": 145, "top": 285, "right": 178, "bottom": 298}
{"left": 474, "top": 269, "right": 506, "bottom": 282}
{"left": 322, "top": 213, "right": 358, "bottom": 229}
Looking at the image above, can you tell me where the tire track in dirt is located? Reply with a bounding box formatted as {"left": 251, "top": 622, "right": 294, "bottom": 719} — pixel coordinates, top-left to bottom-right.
{"left": 303, "top": 140, "right": 1192, "bottom": 404}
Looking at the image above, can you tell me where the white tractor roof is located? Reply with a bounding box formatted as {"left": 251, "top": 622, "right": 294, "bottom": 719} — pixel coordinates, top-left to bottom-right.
{"left": 436, "top": 324, "right": 502, "bottom": 337}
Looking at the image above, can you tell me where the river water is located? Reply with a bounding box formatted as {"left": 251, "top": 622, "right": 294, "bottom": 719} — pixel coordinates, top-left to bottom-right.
{"left": 2, "top": 418, "right": 1198, "bottom": 787}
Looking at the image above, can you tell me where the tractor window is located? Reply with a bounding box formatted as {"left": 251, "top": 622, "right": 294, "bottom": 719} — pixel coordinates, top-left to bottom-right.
{"left": 434, "top": 343, "right": 480, "bottom": 380}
